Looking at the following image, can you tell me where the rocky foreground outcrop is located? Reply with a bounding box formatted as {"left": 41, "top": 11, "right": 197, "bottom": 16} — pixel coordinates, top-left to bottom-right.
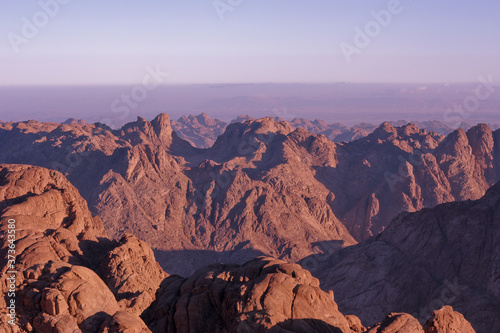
{"left": 143, "top": 257, "right": 357, "bottom": 332}
{"left": 364, "top": 306, "right": 475, "bottom": 333}
{"left": 423, "top": 306, "right": 475, "bottom": 333}
{"left": 142, "top": 256, "right": 476, "bottom": 333}
{"left": 1, "top": 115, "right": 499, "bottom": 276}
{"left": 0, "top": 164, "right": 478, "bottom": 333}
{"left": 307, "top": 182, "right": 500, "bottom": 333}
{"left": 0, "top": 164, "right": 166, "bottom": 332}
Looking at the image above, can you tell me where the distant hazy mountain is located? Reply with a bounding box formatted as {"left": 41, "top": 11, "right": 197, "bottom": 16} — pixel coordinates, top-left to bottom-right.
{"left": 170, "top": 113, "right": 227, "bottom": 148}
{"left": 169, "top": 112, "right": 487, "bottom": 149}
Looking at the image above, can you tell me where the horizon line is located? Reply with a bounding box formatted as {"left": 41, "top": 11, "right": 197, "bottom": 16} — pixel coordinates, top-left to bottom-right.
{"left": 1, "top": 81, "right": 498, "bottom": 88}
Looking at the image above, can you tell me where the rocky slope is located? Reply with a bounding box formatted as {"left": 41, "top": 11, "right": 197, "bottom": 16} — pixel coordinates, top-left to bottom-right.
{"left": 0, "top": 115, "right": 357, "bottom": 275}
{"left": 143, "top": 257, "right": 358, "bottom": 332}
{"left": 1, "top": 115, "right": 499, "bottom": 276}
{"left": 0, "top": 164, "right": 166, "bottom": 332}
{"left": 0, "top": 164, "right": 478, "bottom": 333}
{"left": 142, "top": 256, "right": 475, "bottom": 333}
{"left": 306, "top": 182, "right": 500, "bottom": 333}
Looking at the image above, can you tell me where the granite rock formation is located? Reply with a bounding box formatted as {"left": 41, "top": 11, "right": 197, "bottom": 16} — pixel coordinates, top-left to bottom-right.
{"left": 1, "top": 115, "right": 499, "bottom": 276}
{"left": 308, "top": 182, "right": 500, "bottom": 333}
{"left": 0, "top": 164, "right": 479, "bottom": 332}
{"left": 143, "top": 256, "right": 475, "bottom": 333}
{"left": 0, "top": 164, "right": 165, "bottom": 332}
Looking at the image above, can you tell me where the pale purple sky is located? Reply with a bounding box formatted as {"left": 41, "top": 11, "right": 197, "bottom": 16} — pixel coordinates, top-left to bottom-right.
{"left": 1, "top": 0, "right": 499, "bottom": 85}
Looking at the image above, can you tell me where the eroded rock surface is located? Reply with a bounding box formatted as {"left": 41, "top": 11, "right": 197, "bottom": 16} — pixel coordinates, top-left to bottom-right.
{"left": 309, "top": 183, "right": 500, "bottom": 333}
{"left": 1, "top": 116, "right": 499, "bottom": 277}
{"left": 423, "top": 306, "right": 476, "bottom": 333}
{"left": 143, "top": 257, "right": 359, "bottom": 333}
{"left": 99, "top": 233, "right": 168, "bottom": 315}
{"left": 0, "top": 164, "right": 163, "bottom": 332}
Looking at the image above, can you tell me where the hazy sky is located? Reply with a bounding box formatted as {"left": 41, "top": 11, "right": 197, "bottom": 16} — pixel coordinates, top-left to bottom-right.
{"left": 1, "top": 0, "right": 499, "bottom": 85}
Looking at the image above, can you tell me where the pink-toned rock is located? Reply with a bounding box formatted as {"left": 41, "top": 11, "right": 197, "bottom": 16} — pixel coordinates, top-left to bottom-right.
{"left": 144, "top": 257, "right": 357, "bottom": 332}
{"left": 345, "top": 315, "right": 365, "bottom": 333}
{"left": 99, "top": 234, "right": 168, "bottom": 315}
{"left": 365, "top": 313, "right": 424, "bottom": 333}
{"left": 2, "top": 117, "right": 499, "bottom": 279}
{"left": 423, "top": 306, "right": 476, "bottom": 333}
{"left": 33, "top": 313, "right": 81, "bottom": 333}
{"left": 99, "top": 311, "right": 151, "bottom": 333}
{"left": 41, "top": 289, "right": 69, "bottom": 316}
{"left": 0, "top": 165, "right": 153, "bottom": 333}
{"left": 311, "top": 182, "right": 500, "bottom": 333}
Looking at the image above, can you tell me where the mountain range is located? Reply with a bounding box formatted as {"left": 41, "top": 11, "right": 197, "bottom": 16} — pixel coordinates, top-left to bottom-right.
{"left": 0, "top": 163, "right": 482, "bottom": 332}
{"left": 1, "top": 114, "right": 499, "bottom": 278}
{"left": 169, "top": 113, "right": 484, "bottom": 149}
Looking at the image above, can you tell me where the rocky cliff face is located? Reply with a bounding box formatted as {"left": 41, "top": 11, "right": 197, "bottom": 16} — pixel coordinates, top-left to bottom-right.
{"left": 143, "top": 257, "right": 357, "bottom": 332}
{"left": 143, "top": 256, "right": 475, "bottom": 333}
{"left": 0, "top": 164, "right": 478, "bottom": 333}
{"left": 307, "top": 182, "right": 500, "bottom": 333}
{"left": 1, "top": 115, "right": 499, "bottom": 276}
{"left": 0, "top": 164, "right": 166, "bottom": 332}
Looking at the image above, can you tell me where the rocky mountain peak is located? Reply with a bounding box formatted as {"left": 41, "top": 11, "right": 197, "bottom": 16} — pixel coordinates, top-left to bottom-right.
{"left": 209, "top": 117, "right": 294, "bottom": 158}
{"left": 63, "top": 118, "right": 88, "bottom": 126}
{"left": 374, "top": 122, "right": 398, "bottom": 138}
{"left": 119, "top": 114, "right": 174, "bottom": 147}
{"left": 151, "top": 113, "right": 173, "bottom": 144}
{"left": 250, "top": 116, "right": 295, "bottom": 134}
{"left": 466, "top": 123, "right": 494, "bottom": 147}
{"left": 196, "top": 112, "right": 214, "bottom": 126}
{"left": 402, "top": 123, "right": 421, "bottom": 136}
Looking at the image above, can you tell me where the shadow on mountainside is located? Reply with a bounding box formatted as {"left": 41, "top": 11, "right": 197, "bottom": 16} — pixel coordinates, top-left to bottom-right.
{"left": 153, "top": 248, "right": 266, "bottom": 277}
